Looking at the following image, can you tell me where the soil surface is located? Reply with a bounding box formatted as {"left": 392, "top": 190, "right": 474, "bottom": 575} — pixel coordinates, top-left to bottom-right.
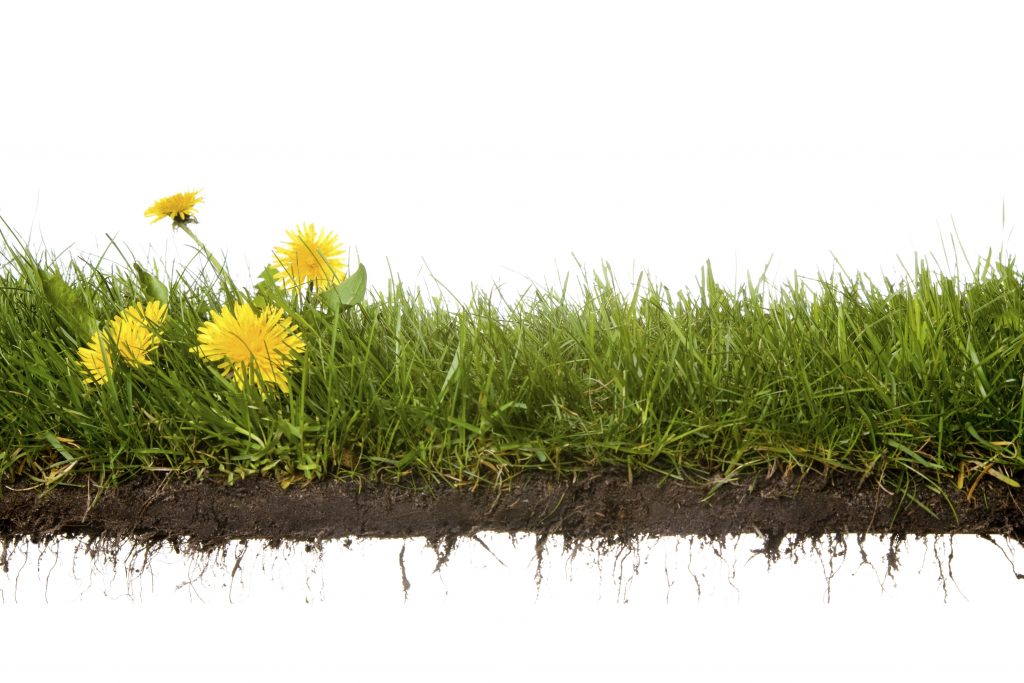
{"left": 2, "top": 470, "right": 1023, "bottom": 548}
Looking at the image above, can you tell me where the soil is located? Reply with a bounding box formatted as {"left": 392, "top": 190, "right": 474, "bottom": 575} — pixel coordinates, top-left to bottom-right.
{"left": 1, "top": 469, "right": 1022, "bottom": 549}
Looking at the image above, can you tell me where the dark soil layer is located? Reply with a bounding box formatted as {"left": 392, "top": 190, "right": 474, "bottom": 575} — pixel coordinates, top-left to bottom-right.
{"left": 1, "top": 471, "right": 1023, "bottom": 547}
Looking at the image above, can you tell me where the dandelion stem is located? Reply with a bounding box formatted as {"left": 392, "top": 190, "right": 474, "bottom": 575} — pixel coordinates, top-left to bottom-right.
{"left": 174, "top": 221, "right": 238, "bottom": 300}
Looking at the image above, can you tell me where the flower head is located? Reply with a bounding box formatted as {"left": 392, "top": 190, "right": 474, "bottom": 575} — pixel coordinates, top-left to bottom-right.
{"left": 145, "top": 190, "right": 203, "bottom": 224}
{"left": 76, "top": 300, "right": 167, "bottom": 385}
{"left": 117, "top": 300, "right": 169, "bottom": 327}
{"left": 77, "top": 330, "right": 116, "bottom": 385}
{"left": 107, "top": 301, "right": 167, "bottom": 366}
{"left": 190, "top": 302, "right": 305, "bottom": 394}
{"left": 272, "top": 223, "right": 346, "bottom": 292}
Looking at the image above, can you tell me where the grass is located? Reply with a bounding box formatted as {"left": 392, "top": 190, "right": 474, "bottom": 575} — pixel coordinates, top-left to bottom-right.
{"left": 2, "top": 215, "right": 1024, "bottom": 510}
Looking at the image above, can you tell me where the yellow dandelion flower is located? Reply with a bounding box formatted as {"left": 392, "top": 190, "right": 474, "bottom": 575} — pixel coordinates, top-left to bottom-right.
{"left": 190, "top": 302, "right": 305, "bottom": 394}
{"left": 145, "top": 190, "right": 203, "bottom": 224}
{"left": 75, "top": 300, "right": 167, "bottom": 385}
{"left": 77, "top": 330, "right": 116, "bottom": 385}
{"left": 107, "top": 301, "right": 167, "bottom": 367}
{"left": 118, "top": 300, "right": 168, "bottom": 327}
{"left": 272, "top": 223, "right": 346, "bottom": 292}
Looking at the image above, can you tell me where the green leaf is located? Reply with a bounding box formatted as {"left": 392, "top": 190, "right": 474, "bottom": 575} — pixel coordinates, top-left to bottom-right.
{"left": 254, "top": 265, "right": 288, "bottom": 308}
{"left": 42, "top": 431, "right": 76, "bottom": 462}
{"left": 279, "top": 417, "right": 304, "bottom": 440}
{"left": 73, "top": 312, "right": 100, "bottom": 339}
{"left": 319, "top": 263, "right": 367, "bottom": 313}
{"left": 37, "top": 268, "right": 96, "bottom": 341}
{"left": 995, "top": 310, "right": 1022, "bottom": 332}
{"left": 446, "top": 415, "right": 482, "bottom": 435}
{"left": 133, "top": 263, "right": 170, "bottom": 304}
{"left": 258, "top": 265, "right": 280, "bottom": 288}
{"left": 39, "top": 269, "right": 72, "bottom": 308}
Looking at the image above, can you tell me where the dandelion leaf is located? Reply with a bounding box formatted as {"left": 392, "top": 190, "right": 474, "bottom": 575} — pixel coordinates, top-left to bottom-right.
{"left": 133, "top": 263, "right": 170, "bottom": 305}
{"left": 37, "top": 267, "right": 96, "bottom": 341}
{"left": 319, "top": 263, "right": 366, "bottom": 312}
{"left": 254, "top": 265, "right": 288, "bottom": 309}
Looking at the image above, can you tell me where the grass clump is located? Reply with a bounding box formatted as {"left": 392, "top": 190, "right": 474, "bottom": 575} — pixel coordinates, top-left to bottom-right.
{"left": 2, "top": 211, "right": 1024, "bottom": 509}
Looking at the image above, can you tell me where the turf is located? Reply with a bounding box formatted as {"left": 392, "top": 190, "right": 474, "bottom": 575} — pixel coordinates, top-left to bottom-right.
{"left": 2, "top": 215, "right": 1024, "bottom": 510}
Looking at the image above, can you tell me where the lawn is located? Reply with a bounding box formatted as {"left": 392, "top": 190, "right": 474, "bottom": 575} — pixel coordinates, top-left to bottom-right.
{"left": 2, "top": 197, "right": 1024, "bottom": 540}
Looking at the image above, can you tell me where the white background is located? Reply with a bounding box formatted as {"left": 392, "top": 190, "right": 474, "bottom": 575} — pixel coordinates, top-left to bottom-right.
{"left": 3, "top": 1, "right": 1024, "bottom": 680}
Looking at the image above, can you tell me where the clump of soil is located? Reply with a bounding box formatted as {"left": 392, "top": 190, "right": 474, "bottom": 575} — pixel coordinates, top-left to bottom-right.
{"left": 1, "top": 469, "right": 1022, "bottom": 548}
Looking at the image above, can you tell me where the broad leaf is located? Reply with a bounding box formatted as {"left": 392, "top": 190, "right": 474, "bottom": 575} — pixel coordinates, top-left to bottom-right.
{"left": 254, "top": 265, "right": 288, "bottom": 308}
{"left": 319, "top": 263, "right": 366, "bottom": 313}
{"left": 38, "top": 268, "right": 96, "bottom": 340}
{"left": 133, "top": 263, "right": 169, "bottom": 304}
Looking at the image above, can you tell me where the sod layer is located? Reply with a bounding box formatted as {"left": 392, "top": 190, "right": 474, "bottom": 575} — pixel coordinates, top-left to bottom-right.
{"left": 2, "top": 471, "right": 1022, "bottom": 549}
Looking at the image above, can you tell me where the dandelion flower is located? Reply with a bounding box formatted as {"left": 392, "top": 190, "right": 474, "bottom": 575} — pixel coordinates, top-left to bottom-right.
{"left": 77, "top": 330, "right": 116, "bottom": 385}
{"left": 107, "top": 301, "right": 167, "bottom": 367}
{"left": 145, "top": 190, "right": 203, "bottom": 224}
{"left": 190, "top": 302, "right": 305, "bottom": 394}
{"left": 272, "top": 223, "right": 346, "bottom": 292}
{"left": 76, "top": 300, "right": 167, "bottom": 384}
{"left": 119, "top": 300, "right": 168, "bottom": 327}
{"left": 144, "top": 191, "right": 233, "bottom": 291}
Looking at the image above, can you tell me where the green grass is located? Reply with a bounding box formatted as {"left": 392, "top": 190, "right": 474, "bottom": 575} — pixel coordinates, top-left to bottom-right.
{"left": 3, "top": 216, "right": 1024, "bottom": 510}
